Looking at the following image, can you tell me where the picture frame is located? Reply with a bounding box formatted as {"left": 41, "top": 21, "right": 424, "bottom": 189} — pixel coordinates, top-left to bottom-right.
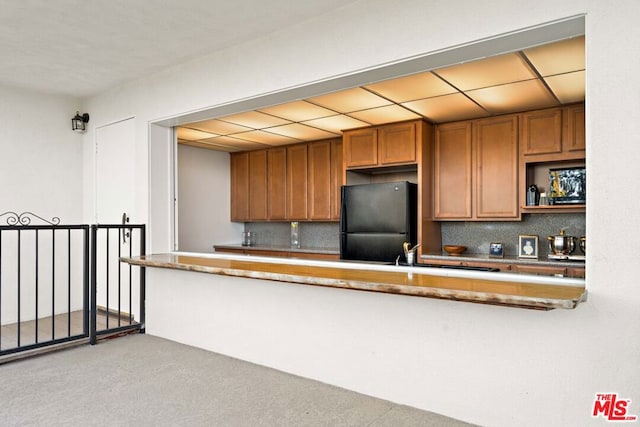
{"left": 518, "top": 235, "right": 539, "bottom": 259}
{"left": 548, "top": 166, "right": 586, "bottom": 205}
{"left": 489, "top": 242, "right": 504, "bottom": 258}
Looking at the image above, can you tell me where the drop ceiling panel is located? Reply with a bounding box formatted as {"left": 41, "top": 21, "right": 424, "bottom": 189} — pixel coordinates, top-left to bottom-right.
{"left": 467, "top": 79, "right": 558, "bottom": 114}
{"left": 232, "top": 130, "right": 300, "bottom": 146}
{"left": 307, "top": 88, "right": 392, "bottom": 113}
{"left": 258, "top": 100, "right": 336, "bottom": 122}
{"left": 523, "top": 36, "right": 585, "bottom": 76}
{"left": 179, "top": 139, "right": 242, "bottom": 152}
{"left": 190, "top": 119, "right": 252, "bottom": 135}
{"left": 544, "top": 70, "right": 585, "bottom": 104}
{"left": 364, "top": 71, "right": 457, "bottom": 102}
{"left": 435, "top": 53, "right": 536, "bottom": 91}
{"left": 202, "top": 136, "right": 268, "bottom": 151}
{"left": 265, "top": 123, "right": 339, "bottom": 140}
{"left": 347, "top": 105, "right": 421, "bottom": 125}
{"left": 302, "top": 115, "right": 370, "bottom": 133}
{"left": 403, "top": 93, "right": 489, "bottom": 123}
{"left": 219, "top": 111, "right": 291, "bottom": 129}
{"left": 176, "top": 128, "right": 218, "bottom": 141}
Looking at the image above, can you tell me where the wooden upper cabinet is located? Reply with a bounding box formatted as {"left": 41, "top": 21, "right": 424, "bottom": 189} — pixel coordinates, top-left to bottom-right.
{"left": 434, "top": 115, "right": 519, "bottom": 221}
{"left": 248, "top": 150, "right": 268, "bottom": 221}
{"left": 267, "top": 147, "right": 287, "bottom": 220}
{"left": 434, "top": 121, "right": 473, "bottom": 219}
{"left": 230, "top": 152, "right": 250, "bottom": 221}
{"left": 308, "top": 140, "right": 332, "bottom": 220}
{"left": 330, "top": 139, "right": 343, "bottom": 220}
{"left": 287, "top": 144, "right": 308, "bottom": 220}
{"left": 378, "top": 122, "right": 416, "bottom": 165}
{"left": 343, "top": 128, "right": 377, "bottom": 168}
{"left": 564, "top": 103, "right": 585, "bottom": 152}
{"left": 474, "top": 115, "right": 519, "bottom": 219}
{"left": 520, "top": 107, "right": 563, "bottom": 156}
{"left": 343, "top": 121, "right": 419, "bottom": 169}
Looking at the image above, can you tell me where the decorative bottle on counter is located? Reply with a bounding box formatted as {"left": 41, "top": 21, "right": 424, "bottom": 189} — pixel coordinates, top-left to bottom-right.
{"left": 290, "top": 221, "right": 300, "bottom": 248}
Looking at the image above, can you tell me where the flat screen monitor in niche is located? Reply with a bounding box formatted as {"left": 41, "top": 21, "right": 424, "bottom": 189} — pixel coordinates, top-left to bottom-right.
{"left": 549, "top": 166, "right": 586, "bottom": 204}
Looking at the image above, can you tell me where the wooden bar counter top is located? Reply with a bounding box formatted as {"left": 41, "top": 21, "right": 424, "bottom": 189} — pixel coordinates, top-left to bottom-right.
{"left": 122, "top": 253, "right": 587, "bottom": 310}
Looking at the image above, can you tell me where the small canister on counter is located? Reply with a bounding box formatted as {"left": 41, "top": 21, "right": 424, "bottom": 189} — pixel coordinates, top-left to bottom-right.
{"left": 241, "top": 231, "right": 256, "bottom": 246}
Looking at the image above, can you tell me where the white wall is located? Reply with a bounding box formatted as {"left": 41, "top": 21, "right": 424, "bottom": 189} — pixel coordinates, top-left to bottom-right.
{"left": 0, "top": 84, "right": 85, "bottom": 323}
{"left": 0, "top": 84, "right": 83, "bottom": 222}
{"left": 82, "top": 1, "right": 640, "bottom": 425}
{"left": 177, "top": 144, "right": 242, "bottom": 252}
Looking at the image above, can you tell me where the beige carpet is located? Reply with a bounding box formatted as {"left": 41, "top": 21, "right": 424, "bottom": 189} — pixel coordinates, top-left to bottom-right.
{"left": 0, "top": 334, "right": 475, "bottom": 426}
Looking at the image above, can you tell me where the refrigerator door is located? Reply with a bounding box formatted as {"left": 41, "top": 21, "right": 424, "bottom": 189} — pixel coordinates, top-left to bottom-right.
{"left": 340, "top": 181, "right": 416, "bottom": 233}
{"left": 340, "top": 233, "right": 410, "bottom": 262}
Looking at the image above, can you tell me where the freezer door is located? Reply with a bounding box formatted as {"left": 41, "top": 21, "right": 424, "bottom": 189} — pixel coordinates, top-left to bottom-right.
{"left": 340, "top": 181, "right": 415, "bottom": 233}
{"left": 340, "top": 232, "right": 409, "bottom": 262}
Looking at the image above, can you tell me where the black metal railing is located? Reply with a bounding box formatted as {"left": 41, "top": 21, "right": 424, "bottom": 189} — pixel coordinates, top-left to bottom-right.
{"left": 90, "top": 224, "right": 146, "bottom": 344}
{"left": 0, "top": 212, "right": 145, "bottom": 358}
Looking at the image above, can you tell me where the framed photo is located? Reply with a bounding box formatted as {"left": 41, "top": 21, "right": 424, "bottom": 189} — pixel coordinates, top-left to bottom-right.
{"left": 489, "top": 242, "right": 504, "bottom": 258}
{"left": 518, "top": 235, "right": 539, "bottom": 259}
{"left": 549, "top": 166, "right": 586, "bottom": 205}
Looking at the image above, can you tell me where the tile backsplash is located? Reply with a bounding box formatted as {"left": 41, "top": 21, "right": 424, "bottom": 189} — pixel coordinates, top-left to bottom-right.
{"left": 441, "top": 213, "right": 585, "bottom": 257}
{"left": 244, "top": 213, "right": 585, "bottom": 257}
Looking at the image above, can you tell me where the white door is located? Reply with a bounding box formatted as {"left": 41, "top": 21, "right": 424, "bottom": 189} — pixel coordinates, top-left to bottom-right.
{"left": 96, "top": 118, "right": 136, "bottom": 224}
{"left": 95, "top": 118, "right": 140, "bottom": 325}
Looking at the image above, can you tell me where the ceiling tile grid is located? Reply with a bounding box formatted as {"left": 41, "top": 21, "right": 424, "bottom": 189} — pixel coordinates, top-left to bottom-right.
{"left": 177, "top": 36, "right": 585, "bottom": 151}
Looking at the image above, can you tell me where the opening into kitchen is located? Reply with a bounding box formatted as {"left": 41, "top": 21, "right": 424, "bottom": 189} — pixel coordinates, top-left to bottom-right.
{"left": 171, "top": 20, "right": 585, "bottom": 281}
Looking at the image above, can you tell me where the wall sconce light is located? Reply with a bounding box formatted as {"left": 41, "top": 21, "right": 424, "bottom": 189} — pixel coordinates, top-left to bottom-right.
{"left": 72, "top": 111, "right": 90, "bottom": 132}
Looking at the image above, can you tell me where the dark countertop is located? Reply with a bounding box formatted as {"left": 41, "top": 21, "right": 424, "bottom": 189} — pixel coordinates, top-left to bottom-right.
{"left": 214, "top": 244, "right": 340, "bottom": 255}
{"left": 421, "top": 252, "right": 585, "bottom": 268}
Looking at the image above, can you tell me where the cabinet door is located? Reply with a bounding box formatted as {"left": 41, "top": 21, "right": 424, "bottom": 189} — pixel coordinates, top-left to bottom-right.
{"left": 287, "top": 144, "right": 308, "bottom": 220}
{"left": 564, "top": 104, "right": 585, "bottom": 152}
{"left": 475, "top": 115, "right": 519, "bottom": 219}
{"left": 434, "top": 121, "right": 473, "bottom": 219}
{"left": 308, "top": 141, "right": 332, "bottom": 220}
{"left": 267, "top": 147, "right": 287, "bottom": 220}
{"left": 343, "top": 128, "right": 377, "bottom": 168}
{"left": 378, "top": 122, "right": 416, "bottom": 165}
{"left": 330, "top": 139, "right": 343, "bottom": 220}
{"left": 230, "top": 152, "right": 250, "bottom": 221}
{"left": 249, "top": 150, "right": 268, "bottom": 220}
{"left": 520, "top": 108, "right": 562, "bottom": 155}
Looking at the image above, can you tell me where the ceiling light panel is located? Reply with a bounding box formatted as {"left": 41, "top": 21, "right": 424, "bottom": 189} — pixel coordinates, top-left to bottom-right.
{"left": 544, "top": 70, "right": 586, "bottom": 104}
{"left": 179, "top": 139, "right": 243, "bottom": 152}
{"left": 435, "top": 53, "right": 537, "bottom": 91}
{"left": 523, "top": 36, "right": 585, "bottom": 76}
{"left": 189, "top": 119, "right": 252, "bottom": 135}
{"left": 258, "top": 100, "right": 336, "bottom": 122}
{"left": 301, "top": 115, "right": 370, "bottom": 133}
{"left": 265, "top": 123, "right": 338, "bottom": 141}
{"left": 176, "top": 127, "right": 218, "bottom": 141}
{"left": 232, "top": 130, "right": 300, "bottom": 146}
{"left": 364, "top": 71, "right": 457, "bottom": 102}
{"left": 348, "top": 105, "right": 421, "bottom": 125}
{"left": 467, "top": 79, "right": 558, "bottom": 114}
{"left": 202, "top": 136, "right": 269, "bottom": 151}
{"left": 306, "top": 88, "right": 392, "bottom": 113}
{"left": 218, "top": 111, "right": 291, "bottom": 129}
{"left": 402, "top": 93, "right": 489, "bottom": 123}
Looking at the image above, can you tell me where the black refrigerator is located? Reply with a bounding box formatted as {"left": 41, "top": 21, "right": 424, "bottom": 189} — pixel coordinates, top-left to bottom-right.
{"left": 339, "top": 181, "right": 417, "bottom": 262}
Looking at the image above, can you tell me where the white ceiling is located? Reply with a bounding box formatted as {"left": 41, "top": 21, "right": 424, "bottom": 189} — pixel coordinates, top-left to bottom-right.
{"left": 0, "top": 0, "right": 359, "bottom": 97}
{"left": 178, "top": 36, "right": 585, "bottom": 151}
